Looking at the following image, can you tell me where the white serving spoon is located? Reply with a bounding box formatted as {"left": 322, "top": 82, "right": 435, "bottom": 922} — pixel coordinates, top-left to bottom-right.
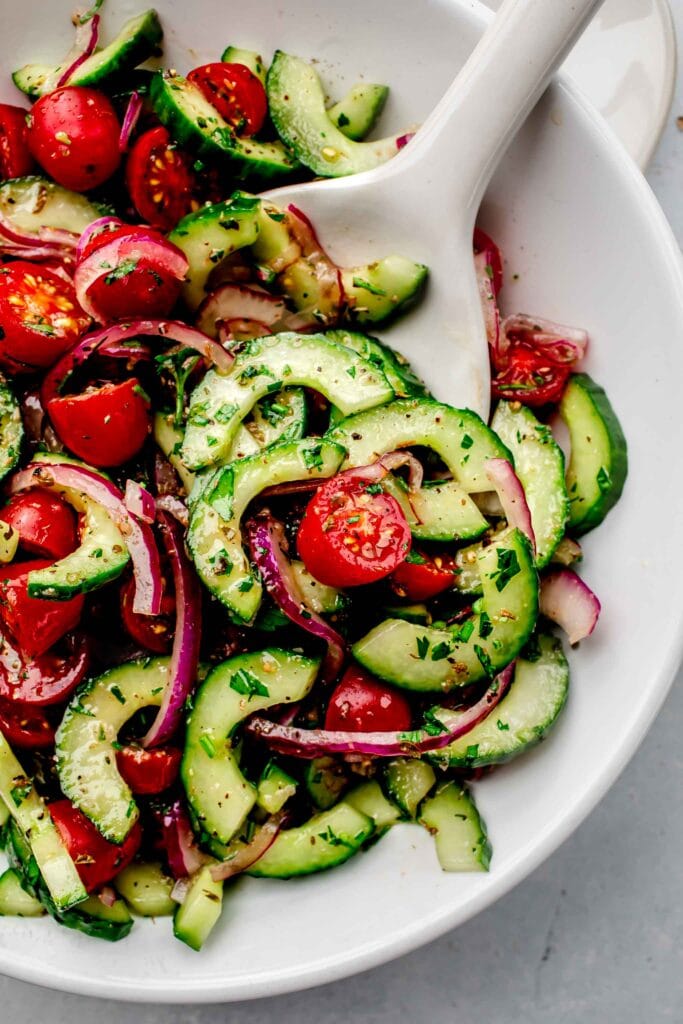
{"left": 266, "top": 0, "right": 606, "bottom": 419}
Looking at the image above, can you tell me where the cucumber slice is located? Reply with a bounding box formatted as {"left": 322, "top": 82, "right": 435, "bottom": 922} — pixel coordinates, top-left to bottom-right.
{"left": 305, "top": 756, "right": 349, "bottom": 810}
{"left": 346, "top": 780, "right": 402, "bottom": 831}
{"left": 256, "top": 761, "right": 297, "bottom": 814}
{"left": 418, "top": 782, "right": 491, "bottom": 872}
{"left": 150, "top": 72, "right": 299, "bottom": 183}
{"left": 451, "top": 526, "right": 514, "bottom": 596}
{"left": 13, "top": 10, "right": 163, "bottom": 98}
{"left": 246, "top": 801, "right": 374, "bottom": 877}
{"left": 114, "top": 862, "right": 175, "bottom": 917}
{"left": 353, "top": 528, "right": 538, "bottom": 691}
{"left": 381, "top": 602, "right": 431, "bottom": 625}
{"left": 382, "top": 759, "right": 436, "bottom": 818}
{"left": 0, "top": 377, "right": 23, "bottom": 483}
{"left": 328, "top": 398, "right": 510, "bottom": 494}
{"left": 183, "top": 649, "right": 319, "bottom": 844}
{"left": 267, "top": 51, "right": 400, "bottom": 177}
{"left": 325, "top": 329, "right": 429, "bottom": 400}
{"left": 187, "top": 438, "right": 345, "bottom": 622}
{"left": 341, "top": 259, "right": 428, "bottom": 326}
{"left": 491, "top": 401, "right": 569, "bottom": 567}
{"left": 0, "top": 867, "right": 46, "bottom": 917}
{"left": 173, "top": 862, "right": 223, "bottom": 951}
{"left": 251, "top": 198, "right": 301, "bottom": 273}
{"left": 168, "top": 193, "right": 261, "bottom": 310}
{"left": 182, "top": 332, "right": 393, "bottom": 471}
{"left": 0, "top": 732, "right": 86, "bottom": 910}
{"left": 278, "top": 254, "right": 342, "bottom": 326}
{"left": 220, "top": 46, "right": 268, "bottom": 85}
{"left": 153, "top": 412, "right": 197, "bottom": 494}
{"left": 0, "top": 176, "right": 109, "bottom": 237}
{"left": 56, "top": 658, "right": 170, "bottom": 843}
{"left": 560, "top": 373, "right": 628, "bottom": 535}
{"left": 327, "top": 84, "right": 389, "bottom": 141}
{"left": 381, "top": 476, "right": 488, "bottom": 543}
{"left": 428, "top": 633, "right": 569, "bottom": 768}
{"left": 291, "top": 561, "right": 345, "bottom": 614}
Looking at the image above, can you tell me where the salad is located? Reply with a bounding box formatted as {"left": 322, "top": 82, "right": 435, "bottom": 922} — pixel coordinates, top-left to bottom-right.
{"left": 0, "top": 3, "right": 627, "bottom": 952}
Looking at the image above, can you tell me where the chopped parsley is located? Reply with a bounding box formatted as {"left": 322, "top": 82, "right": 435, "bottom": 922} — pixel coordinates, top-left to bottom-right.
{"left": 431, "top": 641, "right": 452, "bottom": 661}
{"left": 229, "top": 668, "right": 269, "bottom": 700}
{"left": 351, "top": 277, "right": 387, "bottom": 297}
{"left": 474, "top": 644, "right": 494, "bottom": 677}
{"left": 491, "top": 547, "right": 521, "bottom": 592}
{"left": 460, "top": 434, "right": 474, "bottom": 450}
{"left": 416, "top": 635, "right": 430, "bottom": 659}
{"left": 104, "top": 258, "right": 139, "bottom": 285}
{"left": 405, "top": 550, "right": 427, "bottom": 565}
{"left": 199, "top": 734, "right": 216, "bottom": 758}
{"left": 10, "top": 778, "right": 32, "bottom": 807}
{"left": 110, "top": 685, "right": 126, "bottom": 705}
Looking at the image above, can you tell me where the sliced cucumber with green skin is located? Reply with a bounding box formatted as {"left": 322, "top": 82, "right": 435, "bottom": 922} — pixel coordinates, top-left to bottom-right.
{"left": 325, "top": 329, "right": 429, "bottom": 400}
{"left": 267, "top": 51, "right": 400, "bottom": 177}
{"left": 114, "top": 862, "right": 176, "bottom": 917}
{"left": 560, "top": 373, "right": 628, "bottom": 535}
{"left": 153, "top": 412, "right": 196, "bottom": 494}
{"left": 246, "top": 801, "right": 374, "bottom": 878}
{"left": 56, "top": 658, "right": 170, "bottom": 844}
{"left": 182, "top": 332, "right": 393, "bottom": 471}
{"left": 150, "top": 72, "right": 299, "bottom": 183}
{"left": 277, "top": 254, "right": 342, "bottom": 326}
{"left": 188, "top": 438, "right": 345, "bottom": 623}
{"left": 220, "top": 46, "right": 268, "bottom": 85}
{"left": 353, "top": 529, "right": 538, "bottom": 692}
{"left": 251, "top": 198, "right": 301, "bottom": 273}
{"left": 168, "top": 193, "right": 261, "bottom": 311}
{"left": 341, "top": 259, "right": 429, "bottom": 326}
{"left": 0, "top": 867, "right": 46, "bottom": 917}
{"left": 327, "top": 84, "right": 389, "bottom": 141}
{"left": 492, "top": 401, "right": 569, "bottom": 567}
{"left": 256, "top": 761, "right": 297, "bottom": 814}
{"left": 346, "top": 781, "right": 401, "bottom": 831}
{"left": 173, "top": 862, "right": 223, "bottom": 951}
{"left": 183, "top": 650, "right": 319, "bottom": 845}
{"left": 382, "top": 760, "right": 436, "bottom": 819}
{"left": 0, "top": 378, "right": 23, "bottom": 483}
{"left": 382, "top": 476, "right": 488, "bottom": 543}
{"left": 292, "top": 561, "right": 345, "bottom": 614}
{"left": 418, "top": 782, "right": 491, "bottom": 872}
{"left": 0, "top": 176, "right": 109, "bottom": 237}
{"left": 382, "top": 602, "right": 431, "bottom": 625}
{"left": 305, "top": 756, "right": 349, "bottom": 810}
{"left": 0, "top": 731, "right": 86, "bottom": 910}
{"left": 451, "top": 526, "right": 514, "bottom": 596}
{"left": 428, "top": 633, "right": 569, "bottom": 769}
{"left": 13, "top": 10, "right": 163, "bottom": 99}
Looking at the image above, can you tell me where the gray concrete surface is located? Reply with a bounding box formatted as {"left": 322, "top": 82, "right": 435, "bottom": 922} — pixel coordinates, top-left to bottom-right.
{"left": 2, "top": 4, "right": 683, "bottom": 1021}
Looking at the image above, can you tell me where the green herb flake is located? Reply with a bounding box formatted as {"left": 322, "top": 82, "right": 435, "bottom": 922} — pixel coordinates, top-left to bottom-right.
{"left": 229, "top": 668, "right": 269, "bottom": 700}
{"left": 199, "top": 734, "right": 216, "bottom": 759}
{"left": 416, "top": 635, "right": 430, "bottom": 660}
{"left": 461, "top": 434, "right": 474, "bottom": 450}
{"left": 465, "top": 743, "right": 480, "bottom": 759}
{"left": 405, "top": 550, "right": 427, "bottom": 565}
{"left": 104, "top": 258, "right": 139, "bottom": 285}
{"left": 478, "top": 610, "right": 493, "bottom": 639}
{"left": 474, "top": 644, "right": 494, "bottom": 677}
{"left": 491, "top": 547, "right": 521, "bottom": 592}
{"left": 301, "top": 442, "right": 324, "bottom": 471}
{"left": 431, "top": 641, "right": 452, "bottom": 661}
{"left": 10, "top": 778, "right": 32, "bottom": 807}
{"left": 110, "top": 685, "right": 126, "bottom": 705}
{"left": 237, "top": 578, "right": 254, "bottom": 592}
{"left": 352, "top": 277, "right": 387, "bottom": 297}
{"left": 496, "top": 720, "right": 510, "bottom": 731}
{"left": 336, "top": 112, "right": 350, "bottom": 128}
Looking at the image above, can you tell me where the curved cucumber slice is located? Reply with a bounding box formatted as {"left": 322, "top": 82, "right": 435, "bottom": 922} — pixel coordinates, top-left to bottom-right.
{"left": 428, "top": 633, "right": 569, "bottom": 768}
{"left": 341, "top": 258, "right": 428, "bottom": 326}
{"left": 188, "top": 438, "right": 345, "bottom": 623}
{"left": 491, "top": 401, "right": 569, "bottom": 567}
{"left": 418, "top": 782, "right": 491, "bottom": 872}
{"left": 114, "top": 862, "right": 175, "bottom": 917}
{"left": 0, "top": 867, "right": 45, "bottom": 917}
{"left": 153, "top": 412, "right": 197, "bottom": 494}
{"left": 56, "top": 658, "right": 170, "bottom": 843}
{"left": 382, "top": 476, "right": 487, "bottom": 543}
{"left": 452, "top": 526, "right": 514, "bottom": 596}
{"left": 328, "top": 398, "right": 510, "bottom": 493}
{"left": 220, "top": 46, "right": 268, "bottom": 85}
{"left": 560, "top": 373, "right": 627, "bottom": 535}
{"left": 246, "top": 801, "right": 374, "bottom": 877}
{"left": 291, "top": 561, "right": 344, "bottom": 614}
{"left": 0, "top": 176, "right": 109, "bottom": 237}
{"left": 183, "top": 649, "right": 320, "bottom": 844}
{"left": 327, "top": 84, "right": 389, "bottom": 140}
{"left": 352, "top": 529, "right": 538, "bottom": 691}
{"left": 267, "top": 51, "right": 400, "bottom": 177}
{"left": 256, "top": 761, "right": 297, "bottom": 814}
{"left": 346, "top": 781, "right": 401, "bottom": 831}
{"left": 182, "top": 332, "right": 393, "bottom": 471}
{"left": 173, "top": 862, "right": 223, "bottom": 951}
{"left": 0, "top": 377, "right": 23, "bottom": 483}
{"left": 382, "top": 759, "right": 436, "bottom": 819}
{"left": 325, "top": 329, "right": 429, "bottom": 400}
{"left": 13, "top": 10, "right": 163, "bottom": 98}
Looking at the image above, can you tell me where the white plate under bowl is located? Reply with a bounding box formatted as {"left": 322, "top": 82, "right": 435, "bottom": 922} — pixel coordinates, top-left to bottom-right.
{"left": 2, "top": 0, "right": 683, "bottom": 1004}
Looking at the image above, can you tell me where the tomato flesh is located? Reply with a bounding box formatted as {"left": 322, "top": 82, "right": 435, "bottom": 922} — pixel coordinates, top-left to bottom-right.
{"left": 2, "top": 489, "right": 78, "bottom": 560}
{"left": 120, "top": 575, "right": 175, "bottom": 653}
{"left": 297, "top": 471, "right": 412, "bottom": 588}
{"left": 116, "top": 745, "right": 182, "bottom": 795}
{"left": 187, "top": 62, "right": 267, "bottom": 136}
{"left": 0, "top": 261, "right": 90, "bottom": 373}
{"left": 0, "top": 631, "right": 89, "bottom": 706}
{"left": 49, "top": 799, "right": 142, "bottom": 892}
{"left": 126, "top": 127, "right": 199, "bottom": 231}
{"left": 325, "top": 664, "right": 413, "bottom": 732}
{"left": 27, "top": 86, "right": 121, "bottom": 192}
{"left": 47, "top": 377, "right": 152, "bottom": 468}
{"left": 0, "top": 698, "right": 54, "bottom": 748}
{"left": 0, "top": 560, "right": 84, "bottom": 659}
{"left": 0, "top": 103, "right": 34, "bottom": 180}
{"left": 491, "top": 341, "right": 571, "bottom": 407}
{"left": 390, "top": 551, "right": 459, "bottom": 601}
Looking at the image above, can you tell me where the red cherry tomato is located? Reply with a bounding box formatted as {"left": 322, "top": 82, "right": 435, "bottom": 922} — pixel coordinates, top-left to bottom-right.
{"left": 47, "top": 377, "right": 152, "bottom": 467}
{"left": 0, "top": 631, "right": 89, "bottom": 706}
{"left": 491, "top": 341, "right": 571, "bottom": 407}
{"left": 0, "top": 698, "right": 54, "bottom": 748}
{"left": 2, "top": 489, "right": 78, "bottom": 560}
{"left": 126, "top": 127, "right": 200, "bottom": 231}
{"left": 187, "top": 62, "right": 267, "bottom": 136}
{"left": 120, "top": 575, "right": 175, "bottom": 653}
{"left": 27, "top": 86, "right": 121, "bottom": 192}
{"left": 0, "top": 261, "right": 90, "bottom": 373}
{"left": 324, "top": 664, "right": 413, "bottom": 732}
{"left": 297, "top": 471, "right": 412, "bottom": 588}
{"left": 0, "top": 104, "right": 34, "bottom": 180}
{"left": 473, "top": 227, "right": 503, "bottom": 296}
{"left": 116, "top": 745, "right": 182, "bottom": 795}
{"left": 390, "top": 551, "right": 459, "bottom": 601}
{"left": 49, "top": 799, "right": 142, "bottom": 892}
{"left": 0, "top": 560, "right": 84, "bottom": 659}
{"left": 79, "top": 223, "right": 183, "bottom": 321}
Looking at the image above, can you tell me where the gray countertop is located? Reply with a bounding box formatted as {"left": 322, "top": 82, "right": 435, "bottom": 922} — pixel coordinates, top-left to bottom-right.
{"left": 3, "top": 6, "right": 683, "bottom": 1021}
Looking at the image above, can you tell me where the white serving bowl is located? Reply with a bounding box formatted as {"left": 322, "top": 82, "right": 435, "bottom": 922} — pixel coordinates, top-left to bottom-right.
{"left": 1, "top": 0, "right": 683, "bottom": 1004}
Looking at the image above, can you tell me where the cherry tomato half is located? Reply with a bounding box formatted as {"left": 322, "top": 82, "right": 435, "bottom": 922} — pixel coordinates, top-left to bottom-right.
{"left": 0, "top": 261, "right": 90, "bottom": 373}
{"left": 120, "top": 575, "right": 175, "bottom": 653}
{"left": 187, "top": 62, "right": 267, "bottom": 137}
{"left": 473, "top": 227, "right": 503, "bottom": 296}
{"left": 0, "top": 560, "right": 84, "bottom": 659}
{"left": 126, "top": 127, "right": 200, "bottom": 232}
{"left": 0, "top": 631, "right": 89, "bottom": 706}
{"left": 49, "top": 799, "right": 142, "bottom": 892}
{"left": 116, "top": 745, "right": 182, "bottom": 795}
{"left": 390, "top": 551, "right": 459, "bottom": 601}
{"left": 297, "top": 471, "right": 412, "bottom": 588}
{"left": 0, "top": 104, "right": 34, "bottom": 180}
{"left": 0, "top": 698, "right": 54, "bottom": 748}
{"left": 491, "top": 341, "right": 571, "bottom": 407}
{"left": 47, "top": 377, "right": 152, "bottom": 468}
{"left": 324, "top": 664, "right": 413, "bottom": 732}
{"left": 2, "top": 489, "right": 78, "bottom": 560}
{"left": 27, "top": 86, "right": 121, "bottom": 192}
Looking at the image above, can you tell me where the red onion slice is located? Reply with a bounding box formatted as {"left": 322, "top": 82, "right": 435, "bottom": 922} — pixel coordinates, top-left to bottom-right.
{"left": 502, "top": 313, "right": 588, "bottom": 365}
{"left": 539, "top": 568, "right": 600, "bottom": 644}
{"left": 196, "top": 284, "right": 288, "bottom": 340}
{"left": 75, "top": 217, "right": 123, "bottom": 261}
{"left": 124, "top": 480, "right": 156, "bottom": 524}
{"left": 550, "top": 536, "right": 583, "bottom": 566}
{"left": 156, "top": 494, "right": 189, "bottom": 527}
{"left": 396, "top": 132, "right": 415, "bottom": 150}
{"left": 143, "top": 511, "right": 202, "bottom": 747}
{"left": 55, "top": 13, "right": 100, "bottom": 89}
{"left": 474, "top": 250, "right": 504, "bottom": 362}
{"left": 0, "top": 209, "right": 79, "bottom": 252}
{"left": 286, "top": 204, "right": 345, "bottom": 320}
{"left": 97, "top": 885, "right": 117, "bottom": 908}
{"left": 247, "top": 516, "right": 346, "bottom": 684}
{"left": 247, "top": 662, "right": 515, "bottom": 758}
{"left": 119, "top": 91, "right": 143, "bottom": 152}
{"left": 485, "top": 458, "right": 536, "bottom": 554}
{"left": 152, "top": 799, "right": 207, "bottom": 880}
{"left": 9, "top": 461, "right": 162, "bottom": 616}
{"left": 209, "top": 814, "right": 284, "bottom": 882}
{"left": 378, "top": 451, "right": 424, "bottom": 493}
